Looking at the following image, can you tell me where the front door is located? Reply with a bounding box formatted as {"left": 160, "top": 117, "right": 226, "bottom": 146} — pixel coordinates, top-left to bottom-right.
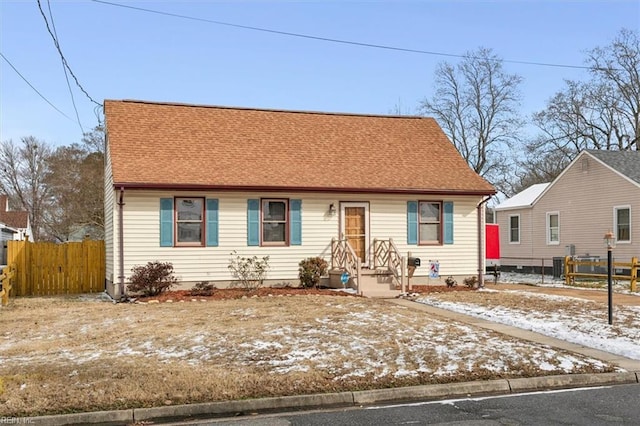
{"left": 340, "top": 202, "right": 369, "bottom": 265}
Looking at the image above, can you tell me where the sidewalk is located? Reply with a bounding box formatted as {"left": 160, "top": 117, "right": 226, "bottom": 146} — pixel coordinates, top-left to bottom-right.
{"left": 26, "top": 285, "right": 640, "bottom": 425}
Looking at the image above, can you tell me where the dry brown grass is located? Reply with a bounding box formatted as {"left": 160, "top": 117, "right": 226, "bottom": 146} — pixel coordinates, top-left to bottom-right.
{"left": 0, "top": 292, "right": 616, "bottom": 417}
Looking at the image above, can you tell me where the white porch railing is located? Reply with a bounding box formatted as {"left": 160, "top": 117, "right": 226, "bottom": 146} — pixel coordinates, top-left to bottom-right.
{"left": 373, "top": 238, "right": 406, "bottom": 291}
{"left": 330, "top": 238, "right": 361, "bottom": 293}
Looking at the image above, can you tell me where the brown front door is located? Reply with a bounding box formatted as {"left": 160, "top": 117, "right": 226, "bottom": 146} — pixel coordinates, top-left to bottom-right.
{"left": 344, "top": 206, "right": 366, "bottom": 263}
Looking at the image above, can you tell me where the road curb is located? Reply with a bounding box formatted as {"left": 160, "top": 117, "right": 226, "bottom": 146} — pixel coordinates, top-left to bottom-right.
{"left": 26, "top": 373, "right": 639, "bottom": 425}
{"left": 29, "top": 409, "right": 132, "bottom": 426}
{"left": 133, "top": 391, "right": 354, "bottom": 423}
{"left": 507, "top": 371, "right": 638, "bottom": 392}
{"left": 352, "top": 379, "right": 510, "bottom": 405}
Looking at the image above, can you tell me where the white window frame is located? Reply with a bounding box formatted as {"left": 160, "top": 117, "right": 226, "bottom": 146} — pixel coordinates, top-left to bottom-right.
{"left": 613, "top": 205, "right": 631, "bottom": 244}
{"left": 546, "top": 211, "right": 560, "bottom": 245}
{"left": 508, "top": 214, "right": 520, "bottom": 244}
{"left": 175, "top": 197, "right": 204, "bottom": 247}
{"left": 418, "top": 201, "right": 443, "bottom": 245}
{"left": 261, "top": 198, "right": 289, "bottom": 246}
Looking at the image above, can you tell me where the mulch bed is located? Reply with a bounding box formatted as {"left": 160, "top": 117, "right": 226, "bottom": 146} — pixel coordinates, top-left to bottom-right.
{"left": 139, "top": 285, "right": 476, "bottom": 302}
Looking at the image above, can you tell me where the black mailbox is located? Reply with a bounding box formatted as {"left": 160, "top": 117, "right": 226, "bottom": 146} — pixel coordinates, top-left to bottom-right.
{"left": 408, "top": 257, "right": 421, "bottom": 267}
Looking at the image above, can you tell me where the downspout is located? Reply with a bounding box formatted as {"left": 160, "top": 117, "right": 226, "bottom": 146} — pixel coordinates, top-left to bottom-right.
{"left": 117, "top": 187, "right": 125, "bottom": 300}
{"left": 477, "top": 196, "right": 492, "bottom": 288}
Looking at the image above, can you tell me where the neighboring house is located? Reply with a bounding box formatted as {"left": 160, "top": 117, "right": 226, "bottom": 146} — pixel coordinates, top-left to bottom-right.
{"left": 0, "top": 195, "right": 32, "bottom": 241}
{"left": 103, "top": 99, "right": 495, "bottom": 298}
{"left": 0, "top": 195, "right": 32, "bottom": 266}
{"left": 495, "top": 150, "right": 640, "bottom": 274}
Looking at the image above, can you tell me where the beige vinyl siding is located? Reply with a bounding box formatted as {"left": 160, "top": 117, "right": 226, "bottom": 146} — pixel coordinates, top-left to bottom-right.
{"left": 531, "top": 155, "right": 640, "bottom": 261}
{"left": 116, "top": 191, "right": 482, "bottom": 284}
{"left": 496, "top": 208, "right": 536, "bottom": 267}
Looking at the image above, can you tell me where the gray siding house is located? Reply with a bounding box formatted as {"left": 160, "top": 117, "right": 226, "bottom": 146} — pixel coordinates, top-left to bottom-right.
{"left": 495, "top": 150, "right": 640, "bottom": 274}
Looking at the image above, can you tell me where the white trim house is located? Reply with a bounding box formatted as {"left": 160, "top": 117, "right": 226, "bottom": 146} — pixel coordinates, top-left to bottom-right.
{"left": 104, "top": 100, "right": 496, "bottom": 298}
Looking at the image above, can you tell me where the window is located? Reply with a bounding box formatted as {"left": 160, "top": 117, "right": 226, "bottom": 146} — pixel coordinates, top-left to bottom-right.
{"left": 159, "top": 198, "right": 218, "bottom": 247}
{"left": 509, "top": 214, "right": 520, "bottom": 243}
{"left": 546, "top": 212, "right": 559, "bottom": 245}
{"left": 176, "top": 197, "right": 204, "bottom": 246}
{"left": 262, "top": 199, "right": 288, "bottom": 245}
{"left": 614, "top": 206, "right": 631, "bottom": 243}
{"left": 419, "top": 201, "right": 441, "bottom": 244}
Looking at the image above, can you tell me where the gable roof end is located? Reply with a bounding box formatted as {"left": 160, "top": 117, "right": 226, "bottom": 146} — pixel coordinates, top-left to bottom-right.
{"left": 104, "top": 99, "right": 495, "bottom": 195}
{"left": 586, "top": 149, "right": 640, "bottom": 186}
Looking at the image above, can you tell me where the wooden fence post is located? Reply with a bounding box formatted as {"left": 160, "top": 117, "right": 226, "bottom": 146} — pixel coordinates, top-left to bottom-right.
{"left": 631, "top": 257, "right": 638, "bottom": 292}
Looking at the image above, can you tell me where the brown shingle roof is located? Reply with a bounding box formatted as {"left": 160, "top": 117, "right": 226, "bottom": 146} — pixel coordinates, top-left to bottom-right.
{"left": 0, "top": 195, "right": 29, "bottom": 229}
{"left": 104, "top": 100, "right": 495, "bottom": 195}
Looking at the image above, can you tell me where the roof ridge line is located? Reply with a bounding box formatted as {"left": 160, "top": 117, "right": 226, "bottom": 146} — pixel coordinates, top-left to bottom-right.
{"left": 104, "top": 98, "right": 428, "bottom": 119}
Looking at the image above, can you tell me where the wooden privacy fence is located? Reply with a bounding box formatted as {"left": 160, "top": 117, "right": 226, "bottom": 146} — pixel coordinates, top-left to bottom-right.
{"left": 564, "top": 256, "right": 638, "bottom": 292}
{"left": 0, "top": 263, "right": 16, "bottom": 305}
{"left": 6, "top": 240, "right": 105, "bottom": 297}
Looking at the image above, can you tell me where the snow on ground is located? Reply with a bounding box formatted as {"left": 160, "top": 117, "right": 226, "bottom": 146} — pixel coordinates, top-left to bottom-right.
{"left": 495, "top": 271, "right": 639, "bottom": 295}
{"left": 415, "top": 287, "right": 640, "bottom": 361}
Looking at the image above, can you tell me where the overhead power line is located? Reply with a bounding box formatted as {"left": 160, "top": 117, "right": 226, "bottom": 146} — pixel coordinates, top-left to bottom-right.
{"left": 37, "top": 0, "right": 102, "bottom": 107}
{"left": 0, "top": 51, "right": 73, "bottom": 120}
{"left": 92, "top": 0, "right": 594, "bottom": 71}
{"left": 44, "top": 0, "right": 84, "bottom": 134}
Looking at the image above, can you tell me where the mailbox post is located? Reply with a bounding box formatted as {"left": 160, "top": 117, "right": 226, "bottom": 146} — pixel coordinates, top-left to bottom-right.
{"left": 407, "top": 257, "right": 420, "bottom": 289}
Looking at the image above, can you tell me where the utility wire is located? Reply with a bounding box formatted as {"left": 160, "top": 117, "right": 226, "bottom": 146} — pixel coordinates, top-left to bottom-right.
{"left": 45, "top": 0, "right": 84, "bottom": 134}
{"left": 91, "top": 0, "right": 596, "bottom": 71}
{"left": 37, "top": 0, "right": 102, "bottom": 107}
{"left": 1, "top": 52, "right": 73, "bottom": 120}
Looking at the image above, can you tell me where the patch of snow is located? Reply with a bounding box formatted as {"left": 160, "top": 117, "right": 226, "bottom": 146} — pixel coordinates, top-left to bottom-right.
{"left": 415, "top": 290, "right": 640, "bottom": 361}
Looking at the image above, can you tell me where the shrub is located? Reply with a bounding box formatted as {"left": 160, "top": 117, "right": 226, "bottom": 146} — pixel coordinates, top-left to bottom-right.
{"left": 445, "top": 276, "right": 457, "bottom": 288}
{"left": 298, "top": 257, "right": 328, "bottom": 288}
{"left": 190, "top": 281, "right": 216, "bottom": 296}
{"left": 128, "top": 261, "right": 177, "bottom": 296}
{"left": 228, "top": 251, "right": 270, "bottom": 291}
{"left": 463, "top": 276, "right": 478, "bottom": 289}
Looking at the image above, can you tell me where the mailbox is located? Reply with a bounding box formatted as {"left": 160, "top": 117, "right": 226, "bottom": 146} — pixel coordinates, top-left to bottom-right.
{"left": 408, "top": 257, "right": 421, "bottom": 267}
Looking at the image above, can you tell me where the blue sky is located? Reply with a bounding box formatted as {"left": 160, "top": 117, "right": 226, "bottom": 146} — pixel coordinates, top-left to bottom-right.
{"left": 1, "top": 0, "right": 638, "bottom": 147}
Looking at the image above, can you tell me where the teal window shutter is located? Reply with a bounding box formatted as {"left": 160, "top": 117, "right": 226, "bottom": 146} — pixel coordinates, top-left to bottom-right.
{"left": 290, "top": 199, "right": 302, "bottom": 245}
{"left": 407, "top": 201, "right": 418, "bottom": 245}
{"left": 159, "top": 198, "right": 174, "bottom": 247}
{"left": 444, "top": 201, "right": 454, "bottom": 244}
{"left": 206, "top": 199, "right": 219, "bottom": 247}
{"left": 247, "top": 199, "right": 259, "bottom": 246}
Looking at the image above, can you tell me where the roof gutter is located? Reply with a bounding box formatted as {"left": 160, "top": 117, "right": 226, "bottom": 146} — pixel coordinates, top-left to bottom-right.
{"left": 112, "top": 182, "right": 496, "bottom": 196}
{"left": 477, "top": 195, "right": 492, "bottom": 288}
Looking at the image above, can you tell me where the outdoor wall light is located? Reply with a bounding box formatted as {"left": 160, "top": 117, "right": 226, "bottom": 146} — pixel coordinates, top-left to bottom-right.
{"left": 328, "top": 203, "right": 337, "bottom": 215}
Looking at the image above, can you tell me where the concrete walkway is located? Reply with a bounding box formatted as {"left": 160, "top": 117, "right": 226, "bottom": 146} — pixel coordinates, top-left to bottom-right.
{"left": 26, "top": 284, "right": 640, "bottom": 425}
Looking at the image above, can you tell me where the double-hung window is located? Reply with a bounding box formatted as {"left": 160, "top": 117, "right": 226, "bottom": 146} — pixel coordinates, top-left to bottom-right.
{"left": 176, "top": 197, "right": 204, "bottom": 246}
{"left": 614, "top": 206, "right": 631, "bottom": 243}
{"left": 419, "top": 201, "right": 441, "bottom": 244}
{"left": 546, "top": 212, "right": 559, "bottom": 245}
{"left": 509, "top": 214, "right": 520, "bottom": 244}
{"left": 262, "top": 199, "right": 288, "bottom": 245}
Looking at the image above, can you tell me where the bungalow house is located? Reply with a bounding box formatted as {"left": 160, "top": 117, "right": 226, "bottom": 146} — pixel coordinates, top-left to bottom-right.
{"left": 495, "top": 149, "right": 640, "bottom": 275}
{"left": 0, "top": 194, "right": 32, "bottom": 265}
{"left": 103, "top": 99, "right": 495, "bottom": 298}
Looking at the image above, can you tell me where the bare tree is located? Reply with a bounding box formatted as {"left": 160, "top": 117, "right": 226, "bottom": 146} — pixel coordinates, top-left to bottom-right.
{"left": 420, "top": 47, "right": 525, "bottom": 195}
{"left": 0, "top": 137, "right": 52, "bottom": 241}
{"left": 44, "top": 127, "right": 104, "bottom": 241}
{"left": 525, "top": 28, "right": 640, "bottom": 186}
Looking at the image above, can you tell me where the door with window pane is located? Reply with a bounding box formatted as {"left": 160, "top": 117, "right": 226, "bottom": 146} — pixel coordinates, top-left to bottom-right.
{"left": 341, "top": 203, "right": 368, "bottom": 264}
